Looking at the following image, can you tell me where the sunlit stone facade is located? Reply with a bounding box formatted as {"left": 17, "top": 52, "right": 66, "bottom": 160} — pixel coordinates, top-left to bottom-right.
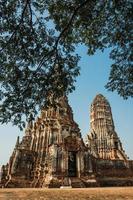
{"left": 0, "top": 94, "right": 133, "bottom": 188}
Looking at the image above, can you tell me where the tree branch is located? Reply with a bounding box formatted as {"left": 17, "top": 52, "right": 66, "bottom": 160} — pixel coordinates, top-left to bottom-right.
{"left": 0, "top": 0, "right": 29, "bottom": 52}
{"left": 1, "top": 0, "right": 90, "bottom": 99}
{"left": 37, "top": 0, "right": 90, "bottom": 70}
{"left": 28, "top": 0, "right": 34, "bottom": 30}
{"left": 55, "top": 0, "right": 90, "bottom": 48}
{"left": 20, "top": 1, "right": 90, "bottom": 98}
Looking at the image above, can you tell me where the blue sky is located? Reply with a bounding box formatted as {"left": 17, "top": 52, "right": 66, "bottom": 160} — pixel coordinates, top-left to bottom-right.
{"left": 0, "top": 46, "right": 133, "bottom": 167}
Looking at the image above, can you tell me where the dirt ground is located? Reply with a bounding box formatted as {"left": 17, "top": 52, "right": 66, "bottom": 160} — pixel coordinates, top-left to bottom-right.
{"left": 0, "top": 187, "right": 133, "bottom": 200}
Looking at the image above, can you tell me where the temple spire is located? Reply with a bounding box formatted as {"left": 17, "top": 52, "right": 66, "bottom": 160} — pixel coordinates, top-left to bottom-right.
{"left": 87, "top": 94, "right": 128, "bottom": 160}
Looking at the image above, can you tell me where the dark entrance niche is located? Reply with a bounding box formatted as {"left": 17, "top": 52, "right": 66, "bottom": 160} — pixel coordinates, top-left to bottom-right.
{"left": 115, "top": 141, "right": 118, "bottom": 149}
{"left": 68, "top": 151, "right": 77, "bottom": 177}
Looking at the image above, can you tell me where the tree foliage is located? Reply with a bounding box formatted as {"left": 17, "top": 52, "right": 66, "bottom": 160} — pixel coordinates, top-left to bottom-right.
{"left": 0, "top": 0, "right": 132, "bottom": 128}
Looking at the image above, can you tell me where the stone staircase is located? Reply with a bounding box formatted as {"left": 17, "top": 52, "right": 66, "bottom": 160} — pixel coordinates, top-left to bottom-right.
{"left": 70, "top": 177, "right": 85, "bottom": 188}
{"left": 80, "top": 175, "right": 99, "bottom": 187}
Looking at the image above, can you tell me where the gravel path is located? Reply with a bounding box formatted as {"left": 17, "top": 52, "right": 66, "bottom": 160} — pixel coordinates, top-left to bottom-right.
{"left": 0, "top": 187, "right": 133, "bottom": 200}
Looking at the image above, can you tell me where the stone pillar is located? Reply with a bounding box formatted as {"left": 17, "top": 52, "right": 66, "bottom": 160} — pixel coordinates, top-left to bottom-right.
{"left": 77, "top": 152, "right": 80, "bottom": 178}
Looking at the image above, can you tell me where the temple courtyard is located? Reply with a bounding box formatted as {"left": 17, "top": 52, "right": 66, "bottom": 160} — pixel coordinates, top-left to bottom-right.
{"left": 0, "top": 187, "right": 133, "bottom": 200}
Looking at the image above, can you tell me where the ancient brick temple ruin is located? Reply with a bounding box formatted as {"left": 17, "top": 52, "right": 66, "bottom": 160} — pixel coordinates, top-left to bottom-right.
{"left": 86, "top": 94, "right": 128, "bottom": 160}
{"left": 1, "top": 94, "right": 133, "bottom": 188}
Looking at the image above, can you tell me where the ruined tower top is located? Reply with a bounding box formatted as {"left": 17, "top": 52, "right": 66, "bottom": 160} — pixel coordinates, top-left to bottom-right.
{"left": 90, "top": 94, "right": 115, "bottom": 133}
{"left": 40, "top": 95, "right": 79, "bottom": 130}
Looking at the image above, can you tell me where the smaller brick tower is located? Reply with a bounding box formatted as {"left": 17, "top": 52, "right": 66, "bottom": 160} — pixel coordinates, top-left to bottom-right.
{"left": 87, "top": 94, "right": 128, "bottom": 160}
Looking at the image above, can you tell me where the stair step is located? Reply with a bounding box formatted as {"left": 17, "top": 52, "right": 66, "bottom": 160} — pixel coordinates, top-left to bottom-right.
{"left": 70, "top": 177, "right": 85, "bottom": 188}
